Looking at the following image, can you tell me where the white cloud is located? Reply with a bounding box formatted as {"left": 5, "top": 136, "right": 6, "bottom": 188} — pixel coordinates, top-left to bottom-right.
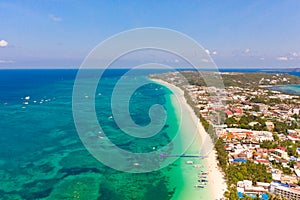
{"left": 291, "top": 52, "right": 299, "bottom": 57}
{"left": 49, "top": 14, "right": 63, "bottom": 22}
{"left": 204, "top": 49, "right": 218, "bottom": 56}
{"left": 277, "top": 56, "right": 288, "bottom": 61}
{"left": 244, "top": 48, "right": 251, "bottom": 53}
{"left": 0, "top": 59, "right": 14, "bottom": 63}
{"left": 212, "top": 50, "right": 218, "bottom": 55}
{"left": 290, "top": 52, "right": 300, "bottom": 58}
{"left": 204, "top": 49, "right": 210, "bottom": 55}
{"left": 0, "top": 40, "right": 8, "bottom": 47}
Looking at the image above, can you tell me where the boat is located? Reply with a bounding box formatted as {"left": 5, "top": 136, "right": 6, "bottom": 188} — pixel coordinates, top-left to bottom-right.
{"left": 194, "top": 164, "right": 202, "bottom": 168}
{"left": 194, "top": 185, "right": 204, "bottom": 188}
{"left": 199, "top": 179, "right": 208, "bottom": 182}
{"left": 197, "top": 181, "right": 207, "bottom": 185}
{"left": 186, "top": 161, "right": 194, "bottom": 164}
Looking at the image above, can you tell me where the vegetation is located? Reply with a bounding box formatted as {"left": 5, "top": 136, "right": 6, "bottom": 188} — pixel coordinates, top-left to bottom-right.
{"left": 226, "top": 162, "right": 272, "bottom": 185}
{"left": 225, "top": 113, "right": 300, "bottom": 134}
{"left": 149, "top": 71, "right": 300, "bottom": 89}
{"left": 260, "top": 140, "right": 299, "bottom": 157}
{"left": 215, "top": 139, "right": 229, "bottom": 170}
{"left": 215, "top": 139, "right": 272, "bottom": 200}
{"left": 225, "top": 115, "right": 268, "bottom": 131}
{"left": 178, "top": 71, "right": 300, "bottom": 88}
{"left": 249, "top": 96, "right": 284, "bottom": 106}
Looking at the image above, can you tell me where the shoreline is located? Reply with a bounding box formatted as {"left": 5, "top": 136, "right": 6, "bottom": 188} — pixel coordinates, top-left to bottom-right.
{"left": 151, "top": 78, "right": 227, "bottom": 199}
{"left": 259, "top": 84, "right": 300, "bottom": 96}
{"left": 259, "top": 83, "right": 300, "bottom": 87}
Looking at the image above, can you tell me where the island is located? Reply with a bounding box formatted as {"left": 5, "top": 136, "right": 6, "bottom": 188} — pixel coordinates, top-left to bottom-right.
{"left": 150, "top": 71, "right": 300, "bottom": 200}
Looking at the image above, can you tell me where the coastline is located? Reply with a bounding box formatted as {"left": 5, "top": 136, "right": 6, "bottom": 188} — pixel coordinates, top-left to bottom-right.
{"left": 259, "top": 84, "right": 300, "bottom": 95}
{"left": 151, "top": 78, "right": 227, "bottom": 199}
{"left": 259, "top": 84, "right": 300, "bottom": 87}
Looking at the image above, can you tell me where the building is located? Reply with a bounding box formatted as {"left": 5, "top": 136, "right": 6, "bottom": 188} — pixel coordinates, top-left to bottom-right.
{"left": 237, "top": 180, "right": 268, "bottom": 196}
{"left": 273, "top": 185, "right": 300, "bottom": 200}
{"left": 257, "top": 182, "right": 270, "bottom": 189}
{"left": 272, "top": 148, "right": 289, "bottom": 160}
{"left": 213, "top": 124, "right": 227, "bottom": 136}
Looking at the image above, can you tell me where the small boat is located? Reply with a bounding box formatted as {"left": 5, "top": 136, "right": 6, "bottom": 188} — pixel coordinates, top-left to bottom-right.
{"left": 194, "top": 185, "right": 204, "bottom": 188}
{"left": 200, "top": 179, "right": 208, "bottom": 182}
{"left": 186, "top": 161, "right": 194, "bottom": 164}
{"left": 194, "top": 164, "right": 202, "bottom": 168}
{"left": 197, "top": 180, "right": 207, "bottom": 185}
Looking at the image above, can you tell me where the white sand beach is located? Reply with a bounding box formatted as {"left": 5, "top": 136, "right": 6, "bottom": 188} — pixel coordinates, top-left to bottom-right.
{"left": 152, "top": 78, "right": 227, "bottom": 200}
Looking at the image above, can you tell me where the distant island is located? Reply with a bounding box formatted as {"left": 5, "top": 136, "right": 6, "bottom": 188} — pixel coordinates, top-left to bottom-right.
{"left": 261, "top": 68, "right": 300, "bottom": 73}
{"left": 150, "top": 71, "right": 300, "bottom": 88}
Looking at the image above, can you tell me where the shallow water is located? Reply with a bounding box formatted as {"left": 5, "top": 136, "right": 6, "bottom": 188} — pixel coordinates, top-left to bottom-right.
{"left": 269, "top": 84, "right": 300, "bottom": 95}
{"left": 0, "top": 69, "right": 208, "bottom": 199}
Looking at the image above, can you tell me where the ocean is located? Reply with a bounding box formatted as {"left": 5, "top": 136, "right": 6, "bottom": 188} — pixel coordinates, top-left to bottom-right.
{"left": 0, "top": 69, "right": 211, "bottom": 200}
{"left": 267, "top": 84, "right": 300, "bottom": 95}
{"left": 0, "top": 68, "right": 298, "bottom": 200}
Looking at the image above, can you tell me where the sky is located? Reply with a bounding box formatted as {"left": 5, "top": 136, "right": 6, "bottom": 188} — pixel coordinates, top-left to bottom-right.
{"left": 0, "top": 0, "right": 300, "bottom": 69}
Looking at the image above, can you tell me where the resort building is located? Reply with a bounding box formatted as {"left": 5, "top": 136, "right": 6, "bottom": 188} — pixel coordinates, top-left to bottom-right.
{"left": 237, "top": 180, "right": 269, "bottom": 196}
{"left": 272, "top": 185, "right": 300, "bottom": 200}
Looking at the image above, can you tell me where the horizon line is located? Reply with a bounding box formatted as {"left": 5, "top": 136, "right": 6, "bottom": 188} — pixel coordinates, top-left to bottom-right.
{"left": 0, "top": 66, "right": 299, "bottom": 70}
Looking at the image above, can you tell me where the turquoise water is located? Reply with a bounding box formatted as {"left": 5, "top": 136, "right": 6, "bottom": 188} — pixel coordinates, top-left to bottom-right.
{"left": 0, "top": 69, "right": 200, "bottom": 199}
{"left": 269, "top": 84, "right": 300, "bottom": 95}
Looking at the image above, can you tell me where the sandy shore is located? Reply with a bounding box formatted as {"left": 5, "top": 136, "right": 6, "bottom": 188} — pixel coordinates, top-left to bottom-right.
{"left": 151, "top": 78, "right": 227, "bottom": 199}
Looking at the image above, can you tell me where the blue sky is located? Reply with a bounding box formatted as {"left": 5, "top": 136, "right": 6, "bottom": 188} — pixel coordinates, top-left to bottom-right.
{"left": 0, "top": 0, "right": 300, "bottom": 68}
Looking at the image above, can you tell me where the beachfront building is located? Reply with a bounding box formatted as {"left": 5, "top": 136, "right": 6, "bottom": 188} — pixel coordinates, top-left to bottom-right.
{"left": 237, "top": 180, "right": 269, "bottom": 197}
{"left": 270, "top": 182, "right": 300, "bottom": 200}
{"left": 238, "top": 181, "right": 300, "bottom": 199}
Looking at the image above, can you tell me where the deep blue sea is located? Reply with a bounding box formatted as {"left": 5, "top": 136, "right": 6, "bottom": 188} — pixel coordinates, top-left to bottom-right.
{"left": 0, "top": 68, "right": 299, "bottom": 199}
